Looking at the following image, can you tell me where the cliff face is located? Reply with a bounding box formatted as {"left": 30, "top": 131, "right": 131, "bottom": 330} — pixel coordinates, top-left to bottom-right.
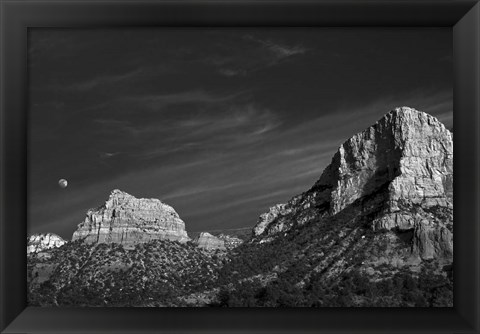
{"left": 27, "top": 233, "right": 66, "bottom": 254}
{"left": 253, "top": 107, "right": 453, "bottom": 261}
{"left": 72, "top": 190, "right": 190, "bottom": 246}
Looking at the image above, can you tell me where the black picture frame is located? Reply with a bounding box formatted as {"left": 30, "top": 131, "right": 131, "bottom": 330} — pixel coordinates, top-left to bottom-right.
{"left": 1, "top": 0, "right": 479, "bottom": 333}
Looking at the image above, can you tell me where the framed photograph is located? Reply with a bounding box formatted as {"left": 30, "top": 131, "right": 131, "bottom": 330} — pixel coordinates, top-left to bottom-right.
{"left": 1, "top": 0, "right": 479, "bottom": 333}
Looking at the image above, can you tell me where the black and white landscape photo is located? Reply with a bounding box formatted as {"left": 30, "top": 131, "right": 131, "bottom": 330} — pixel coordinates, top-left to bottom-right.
{"left": 27, "top": 28, "right": 453, "bottom": 307}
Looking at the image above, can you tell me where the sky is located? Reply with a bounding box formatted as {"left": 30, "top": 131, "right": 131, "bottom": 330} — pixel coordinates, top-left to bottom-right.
{"left": 27, "top": 28, "right": 453, "bottom": 240}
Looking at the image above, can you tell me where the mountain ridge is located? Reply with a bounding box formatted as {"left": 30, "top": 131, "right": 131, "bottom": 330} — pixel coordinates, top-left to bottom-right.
{"left": 251, "top": 107, "right": 452, "bottom": 261}
{"left": 27, "top": 106, "right": 454, "bottom": 307}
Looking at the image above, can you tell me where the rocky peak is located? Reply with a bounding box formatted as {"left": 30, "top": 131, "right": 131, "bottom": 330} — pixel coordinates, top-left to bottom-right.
{"left": 27, "top": 233, "right": 66, "bottom": 254}
{"left": 252, "top": 107, "right": 453, "bottom": 261}
{"left": 313, "top": 106, "right": 452, "bottom": 216}
{"left": 72, "top": 190, "right": 190, "bottom": 246}
{"left": 105, "top": 189, "right": 137, "bottom": 207}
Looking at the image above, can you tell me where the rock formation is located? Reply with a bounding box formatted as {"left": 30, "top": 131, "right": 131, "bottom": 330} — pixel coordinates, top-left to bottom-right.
{"left": 217, "top": 234, "right": 244, "bottom": 250}
{"left": 253, "top": 107, "right": 453, "bottom": 261}
{"left": 72, "top": 189, "right": 190, "bottom": 246}
{"left": 193, "top": 232, "right": 226, "bottom": 250}
{"left": 27, "top": 233, "right": 66, "bottom": 254}
{"left": 253, "top": 203, "right": 290, "bottom": 236}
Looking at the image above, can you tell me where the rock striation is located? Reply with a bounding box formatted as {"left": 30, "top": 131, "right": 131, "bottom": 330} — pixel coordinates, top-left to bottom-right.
{"left": 193, "top": 232, "right": 226, "bottom": 250}
{"left": 27, "top": 233, "right": 66, "bottom": 254}
{"left": 253, "top": 107, "right": 453, "bottom": 261}
{"left": 72, "top": 189, "right": 190, "bottom": 246}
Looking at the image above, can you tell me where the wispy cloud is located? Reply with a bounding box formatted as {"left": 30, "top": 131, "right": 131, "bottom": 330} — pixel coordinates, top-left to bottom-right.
{"left": 93, "top": 101, "right": 282, "bottom": 160}
{"left": 162, "top": 181, "right": 247, "bottom": 201}
{"left": 130, "top": 90, "right": 241, "bottom": 111}
{"left": 199, "top": 34, "right": 309, "bottom": 77}
{"left": 93, "top": 119, "right": 139, "bottom": 136}
{"left": 52, "top": 63, "right": 177, "bottom": 92}
{"left": 99, "top": 152, "right": 121, "bottom": 159}
{"left": 176, "top": 103, "right": 281, "bottom": 137}
{"left": 243, "top": 35, "right": 307, "bottom": 61}
{"left": 88, "top": 90, "right": 245, "bottom": 120}
{"left": 90, "top": 89, "right": 245, "bottom": 132}
{"left": 67, "top": 69, "right": 144, "bottom": 91}
{"left": 218, "top": 68, "right": 248, "bottom": 77}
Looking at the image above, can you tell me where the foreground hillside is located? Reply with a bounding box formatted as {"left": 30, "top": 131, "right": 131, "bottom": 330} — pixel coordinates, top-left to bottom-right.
{"left": 28, "top": 239, "right": 224, "bottom": 306}
{"left": 215, "top": 208, "right": 452, "bottom": 307}
{"left": 28, "top": 107, "right": 453, "bottom": 307}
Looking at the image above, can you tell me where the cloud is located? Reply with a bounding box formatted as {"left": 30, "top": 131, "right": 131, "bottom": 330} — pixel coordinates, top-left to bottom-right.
{"left": 218, "top": 68, "right": 248, "bottom": 77}
{"left": 99, "top": 152, "right": 120, "bottom": 159}
{"left": 133, "top": 143, "right": 202, "bottom": 159}
{"left": 93, "top": 102, "right": 282, "bottom": 160}
{"left": 198, "top": 34, "right": 309, "bottom": 77}
{"left": 90, "top": 89, "right": 247, "bottom": 133}
{"left": 67, "top": 69, "right": 144, "bottom": 91}
{"left": 177, "top": 103, "right": 280, "bottom": 137}
{"left": 50, "top": 63, "right": 177, "bottom": 92}
{"left": 132, "top": 90, "right": 241, "bottom": 111}
{"left": 162, "top": 181, "right": 247, "bottom": 201}
{"left": 182, "top": 189, "right": 293, "bottom": 219}
{"left": 93, "top": 119, "right": 139, "bottom": 136}
{"left": 89, "top": 90, "right": 244, "bottom": 120}
{"left": 243, "top": 35, "right": 307, "bottom": 61}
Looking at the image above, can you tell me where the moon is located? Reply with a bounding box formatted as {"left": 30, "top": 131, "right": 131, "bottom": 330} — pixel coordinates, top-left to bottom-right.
{"left": 58, "top": 179, "right": 68, "bottom": 189}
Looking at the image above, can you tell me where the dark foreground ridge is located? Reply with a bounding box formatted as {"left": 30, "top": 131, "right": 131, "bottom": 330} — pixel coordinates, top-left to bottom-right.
{"left": 27, "top": 107, "right": 453, "bottom": 307}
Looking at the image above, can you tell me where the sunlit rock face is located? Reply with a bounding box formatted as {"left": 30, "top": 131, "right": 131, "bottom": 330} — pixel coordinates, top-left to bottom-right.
{"left": 193, "top": 232, "right": 226, "bottom": 250}
{"left": 72, "top": 189, "right": 190, "bottom": 246}
{"left": 253, "top": 203, "right": 291, "bottom": 236}
{"left": 320, "top": 107, "right": 452, "bottom": 215}
{"left": 253, "top": 107, "right": 453, "bottom": 261}
{"left": 27, "top": 233, "right": 66, "bottom": 254}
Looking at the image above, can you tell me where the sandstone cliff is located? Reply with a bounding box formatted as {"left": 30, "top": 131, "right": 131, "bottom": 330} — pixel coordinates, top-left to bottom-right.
{"left": 72, "top": 189, "right": 190, "bottom": 246}
{"left": 253, "top": 107, "right": 453, "bottom": 261}
{"left": 27, "top": 233, "right": 66, "bottom": 254}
